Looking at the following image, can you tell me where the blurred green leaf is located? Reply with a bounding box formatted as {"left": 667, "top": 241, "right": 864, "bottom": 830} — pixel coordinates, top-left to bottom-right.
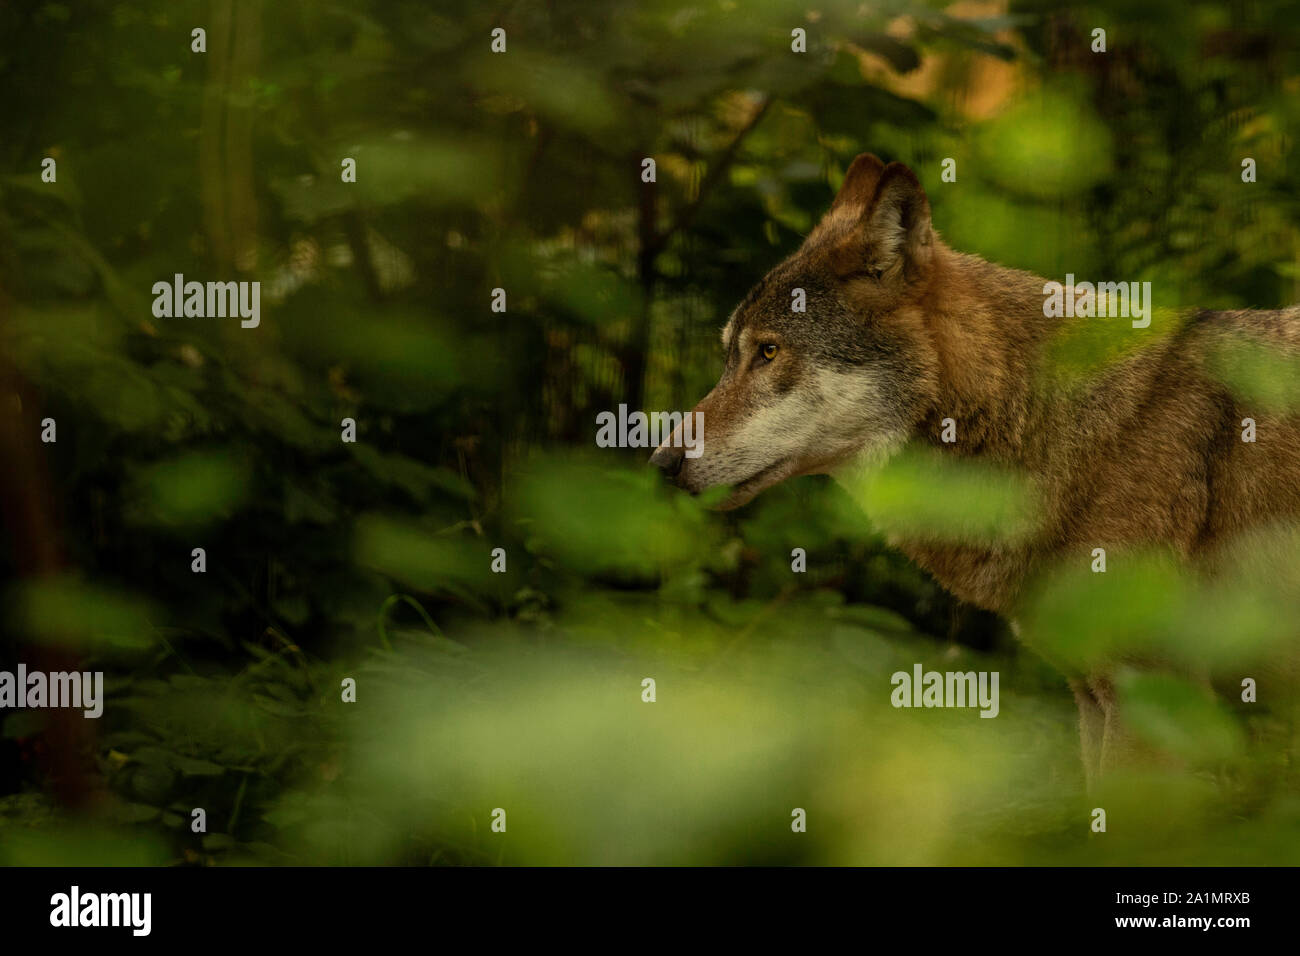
{"left": 16, "top": 576, "right": 157, "bottom": 650}
{"left": 1118, "top": 671, "right": 1245, "bottom": 763}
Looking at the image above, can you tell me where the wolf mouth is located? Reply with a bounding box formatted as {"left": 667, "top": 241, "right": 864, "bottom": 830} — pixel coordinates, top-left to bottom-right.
{"left": 721, "top": 458, "right": 792, "bottom": 509}
{"left": 738, "top": 459, "right": 785, "bottom": 489}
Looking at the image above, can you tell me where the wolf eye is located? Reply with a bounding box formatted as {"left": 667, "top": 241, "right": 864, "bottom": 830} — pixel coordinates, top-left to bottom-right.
{"left": 761, "top": 343, "right": 779, "bottom": 361}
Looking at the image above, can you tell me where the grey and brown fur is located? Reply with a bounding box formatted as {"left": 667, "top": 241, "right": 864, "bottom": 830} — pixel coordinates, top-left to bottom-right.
{"left": 650, "top": 153, "right": 1300, "bottom": 787}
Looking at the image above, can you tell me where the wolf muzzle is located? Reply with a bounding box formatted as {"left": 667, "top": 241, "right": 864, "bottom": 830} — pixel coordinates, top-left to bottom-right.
{"left": 648, "top": 443, "right": 685, "bottom": 479}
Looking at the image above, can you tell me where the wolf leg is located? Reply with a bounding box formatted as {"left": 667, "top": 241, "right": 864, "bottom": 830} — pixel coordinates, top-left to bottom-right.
{"left": 1091, "top": 675, "right": 1172, "bottom": 775}
{"left": 1069, "top": 677, "right": 1104, "bottom": 791}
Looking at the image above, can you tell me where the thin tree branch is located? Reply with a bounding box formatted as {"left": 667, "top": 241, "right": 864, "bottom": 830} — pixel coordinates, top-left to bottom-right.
{"left": 650, "top": 95, "right": 772, "bottom": 255}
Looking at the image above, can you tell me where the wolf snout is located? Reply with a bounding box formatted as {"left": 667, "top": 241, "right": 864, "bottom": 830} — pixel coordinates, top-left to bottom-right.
{"left": 648, "top": 443, "right": 685, "bottom": 479}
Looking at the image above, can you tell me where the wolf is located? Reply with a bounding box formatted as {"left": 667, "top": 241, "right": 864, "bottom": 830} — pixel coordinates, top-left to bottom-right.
{"left": 650, "top": 153, "right": 1300, "bottom": 787}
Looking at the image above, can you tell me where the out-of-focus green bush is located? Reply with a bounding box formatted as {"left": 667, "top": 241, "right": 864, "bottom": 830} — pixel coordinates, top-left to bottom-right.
{"left": 2, "top": 0, "right": 1299, "bottom": 865}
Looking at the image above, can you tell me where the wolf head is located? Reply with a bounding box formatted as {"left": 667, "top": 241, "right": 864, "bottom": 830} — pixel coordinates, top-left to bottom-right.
{"left": 650, "top": 154, "right": 945, "bottom": 508}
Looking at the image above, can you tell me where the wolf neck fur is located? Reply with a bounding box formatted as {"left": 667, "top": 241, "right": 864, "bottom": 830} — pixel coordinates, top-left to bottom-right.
{"left": 911, "top": 242, "right": 1058, "bottom": 465}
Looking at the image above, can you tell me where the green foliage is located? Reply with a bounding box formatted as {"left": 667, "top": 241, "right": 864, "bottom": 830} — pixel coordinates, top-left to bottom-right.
{"left": 2, "top": 0, "right": 1299, "bottom": 866}
{"left": 841, "top": 445, "right": 1040, "bottom": 545}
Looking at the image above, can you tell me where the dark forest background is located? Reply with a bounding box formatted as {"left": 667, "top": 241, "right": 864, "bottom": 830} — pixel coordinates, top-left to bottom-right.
{"left": 2, "top": 0, "right": 1299, "bottom": 864}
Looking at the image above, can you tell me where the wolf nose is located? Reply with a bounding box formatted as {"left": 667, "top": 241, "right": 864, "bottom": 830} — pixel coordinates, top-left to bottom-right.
{"left": 649, "top": 443, "right": 685, "bottom": 479}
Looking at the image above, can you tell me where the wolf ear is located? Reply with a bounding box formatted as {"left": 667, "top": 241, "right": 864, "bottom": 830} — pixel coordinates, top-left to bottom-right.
{"left": 829, "top": 153, "right": 887, "bottom": 214}
{"left": 832, "top": 161, "right": 933, "bottom": 281}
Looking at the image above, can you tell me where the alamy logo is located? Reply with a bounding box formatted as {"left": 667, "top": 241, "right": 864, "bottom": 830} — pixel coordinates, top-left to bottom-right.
{"left": 0, "top": 665, "right": 104, "bottom": 718}
{"left": 596, "top": 404, "right": 703, "bottom": 458}
{"left": 891, "top": 663, "right": 1000, "bottom": 718}
{"left": 151, "top": 273, "right": 260, "bottom": 328}
{"left": 1043, "top": 274, "right": 1152, "bottom": 328}
{"left": 50, "top": 886, "right": 151, "bottom": 936}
